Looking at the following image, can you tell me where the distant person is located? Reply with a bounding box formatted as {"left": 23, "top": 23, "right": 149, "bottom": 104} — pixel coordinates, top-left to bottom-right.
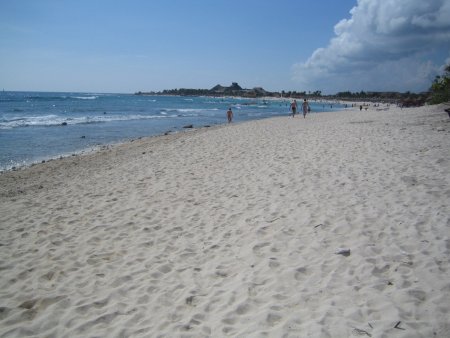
{"left": 302, "top": 99, "right": 309, "bottom": 118}
{"left": 290, "top": 100, "right": 298, "bottom": 117}
{"left": 227, "top": 108, "right": 233, "bottom": 123}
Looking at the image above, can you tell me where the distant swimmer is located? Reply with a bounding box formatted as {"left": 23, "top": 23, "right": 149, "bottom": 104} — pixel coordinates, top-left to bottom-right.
{"left": 290, "top": 99, "right": 298, "bottom": 117}
{"left": 302, "top": 99, "right": 309, "bottom": 118}
{"left": 227, "top": 107, "right": 233, "bottom": 123}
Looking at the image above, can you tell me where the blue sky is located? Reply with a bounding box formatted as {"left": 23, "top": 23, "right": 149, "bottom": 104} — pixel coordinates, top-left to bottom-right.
{"left": 1, "top": 0, "right": 449, "bottom": 94}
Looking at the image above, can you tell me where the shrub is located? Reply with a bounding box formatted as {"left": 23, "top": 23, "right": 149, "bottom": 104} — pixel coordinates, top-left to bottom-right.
{"left": 429, "top": 64, "right": 450, "bottom": 104}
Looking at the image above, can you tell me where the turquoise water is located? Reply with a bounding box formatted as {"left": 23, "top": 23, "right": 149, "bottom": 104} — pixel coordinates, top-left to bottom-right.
{"left": 0, "top": 92, "right": 344, "bottom": 171}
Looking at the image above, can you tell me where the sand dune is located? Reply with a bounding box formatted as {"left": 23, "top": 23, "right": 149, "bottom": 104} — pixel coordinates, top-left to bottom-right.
{"left": 1, "top": 104, "right": 449, "bottom": 337}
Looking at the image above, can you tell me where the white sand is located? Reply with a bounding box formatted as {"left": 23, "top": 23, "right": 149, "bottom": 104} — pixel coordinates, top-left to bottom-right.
{"left": 1, "top": 104, "right": 449, "bottom": 337}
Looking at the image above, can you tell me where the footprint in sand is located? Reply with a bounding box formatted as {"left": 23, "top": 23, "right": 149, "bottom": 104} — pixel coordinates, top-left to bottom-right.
{"left": 266, "top": 312, "right": 283, "bottom": 326}
{"left": 253, "top": 242, "right": 270, "bottom": 256}
{"left": 294, "top": 267, "right": 307, "bottom": 281}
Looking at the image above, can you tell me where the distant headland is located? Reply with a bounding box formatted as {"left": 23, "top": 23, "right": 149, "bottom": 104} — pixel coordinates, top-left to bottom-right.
{"left": 135, "top": 82, "right": 431, "bottom": 106}
{"left": 135, "top": 82, "right": 275, "bottom": 98}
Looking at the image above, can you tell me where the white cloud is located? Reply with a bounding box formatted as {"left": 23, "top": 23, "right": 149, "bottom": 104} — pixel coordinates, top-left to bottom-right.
{"left": 293, "top": 0, "right": 450, "bottom": 93}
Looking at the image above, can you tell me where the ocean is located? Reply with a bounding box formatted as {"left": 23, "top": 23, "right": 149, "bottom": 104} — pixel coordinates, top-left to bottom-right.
{"left": 0, "top": 91, "right": 344, "bottom": 171}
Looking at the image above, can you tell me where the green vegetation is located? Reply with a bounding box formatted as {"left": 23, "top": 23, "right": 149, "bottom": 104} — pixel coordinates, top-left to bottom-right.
{"left": 428, "top": 64, "right": 450, "bottom": 104}
{"left": 334, "top": 90, "right": 428, "bottom": 106}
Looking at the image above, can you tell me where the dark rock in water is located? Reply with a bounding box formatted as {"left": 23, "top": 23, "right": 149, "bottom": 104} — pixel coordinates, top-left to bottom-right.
{"left": 183, "top": 124, "right": 193, "bottom": 129}
{"left": 164, "top": 131, "right": 171, "bottom": 135}
{"left": 80, "top": 136, "right": 86, "bottom": 138}
{"left": 204, "top": 125, "right": 210, "bottom": 128}
{"left": 61, "top": 122, "right": 67, "bottom": 126}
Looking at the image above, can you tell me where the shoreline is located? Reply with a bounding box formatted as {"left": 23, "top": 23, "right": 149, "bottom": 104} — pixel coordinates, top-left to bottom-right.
{"left": 0, "top": 99, "right": 349, "bottom": 174}
{"left": 0, "top": 93, "right": 350, "bottom": 173}
{"left": 0, "top": 123, "right": 216, "bottom": 174}
{"left": 1, "top": 104, "right": 449, "bottom": 337}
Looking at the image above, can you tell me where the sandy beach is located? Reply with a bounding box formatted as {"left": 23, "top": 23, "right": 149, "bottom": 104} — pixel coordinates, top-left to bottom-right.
{"left": 1, "top": 104, "right": 449, "bottom": 337}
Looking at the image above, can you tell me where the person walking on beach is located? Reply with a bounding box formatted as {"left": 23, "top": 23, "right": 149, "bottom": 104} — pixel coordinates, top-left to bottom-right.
{"left": 227, "top": 108, "right": 233, "bottom": 123}
{"left": 290, "top": 99, "right": 298, "bottom": 117}
{"left": 302, "top": 99, "right": 310, "bottom": 118}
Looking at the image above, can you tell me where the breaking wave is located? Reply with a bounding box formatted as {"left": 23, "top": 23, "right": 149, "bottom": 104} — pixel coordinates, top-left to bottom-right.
{"left": 0, "top": 113, "right": 175, "bottom": 129}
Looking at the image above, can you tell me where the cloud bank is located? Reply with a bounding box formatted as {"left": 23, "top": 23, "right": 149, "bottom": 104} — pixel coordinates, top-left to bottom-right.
{"left": 293, "top": 0, "right": 450, "bottom": 94}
